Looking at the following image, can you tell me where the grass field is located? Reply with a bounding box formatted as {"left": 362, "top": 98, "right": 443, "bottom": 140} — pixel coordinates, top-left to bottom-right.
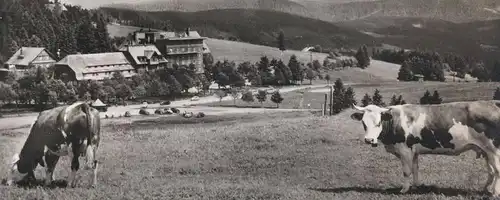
{"left": 0, "top": 111, "right": 491, "bottom": 199}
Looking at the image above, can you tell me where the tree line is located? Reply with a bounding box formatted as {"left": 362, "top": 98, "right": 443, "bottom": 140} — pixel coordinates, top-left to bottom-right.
{"left": 0, "top": 0, "right": 115, "bottom": 64}
{"left": 372, "top": 49, "right": 491, "bottom": 82}
{"left": 205, "top": 54, "right": 339, "bottom": 89}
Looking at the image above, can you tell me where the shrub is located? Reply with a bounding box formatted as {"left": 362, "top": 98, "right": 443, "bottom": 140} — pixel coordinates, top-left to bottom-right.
{"left": 139, "top": 109, "right": 150, "bottom": 115}
{"left": 255, "top": 90, "right": 268, "bottom": 107}
{"left": 270, "top": 90, "right": 284, "bottom": 108}
{"left": 196, "top": 112, "right": 206, "bottom": 118}
{"left": 171, "top": 107, "right": 180, "bottom": 114}
{"left": 241, "top": 90, "right": 254, "bottom": 104}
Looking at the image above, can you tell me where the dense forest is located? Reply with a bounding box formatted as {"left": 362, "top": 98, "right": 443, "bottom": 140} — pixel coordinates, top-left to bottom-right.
{"left": 0, "top": 0, "right": 114, "bottom": 64}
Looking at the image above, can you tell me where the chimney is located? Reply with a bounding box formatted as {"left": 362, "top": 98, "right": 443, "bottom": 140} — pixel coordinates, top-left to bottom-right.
{"left": 186, "top": 27, "right": 190, "bottom": 36}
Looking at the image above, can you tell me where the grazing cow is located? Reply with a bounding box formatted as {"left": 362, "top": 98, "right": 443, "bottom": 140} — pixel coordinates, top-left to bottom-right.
{"left": 7, "top": 102, "right": 101, "bottom": 188}
{"left": 350, "top": 101, "right": 500, "bottom": 196}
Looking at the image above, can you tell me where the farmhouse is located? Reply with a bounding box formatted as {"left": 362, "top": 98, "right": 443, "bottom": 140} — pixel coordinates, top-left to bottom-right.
{"left": 119, "top": 45, "right": 169, "bottom": 72}
{"left": 44, "top": 0, "right": 67, "bottom": 16}
{"left": 123, "top": 28, "right": 208, "bottom": 74}
{"left": 54, "top": 52, "right": 135, "bottom": 81}
{"left": 2, "top": 47, "right": 57, "bottom": 77}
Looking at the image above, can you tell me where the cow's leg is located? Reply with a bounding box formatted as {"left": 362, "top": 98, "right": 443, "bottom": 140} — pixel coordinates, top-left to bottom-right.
{"left": 399, "top": 150, "right": 414, "bottom": 193}
{"left": 91, "top": 160, "right": 98, "bottom": 188}
{"left": 485, "top": 152, "right": 500, "bottom": 196}
{"left": 68, "top": 143, "right": 82, "bottom": 188}
{"left": 85, "top": 143, "right": 99, "bottom": 188}
{"left": 44, "top": 152, "right": 60, "bottom": 186}
{"left": 411, "top": 154, "right": 420, "bottom": 188}
{"left": 484, "top": 155, "right": 495, "bottom": 193}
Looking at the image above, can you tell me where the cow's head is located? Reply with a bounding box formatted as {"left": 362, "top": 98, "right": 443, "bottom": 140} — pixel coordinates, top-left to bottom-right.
{"left": 350, "top": 104, "right": 393, "bottom": 147}
{"left": 6, "top": 153, "right": 25, "bottom": 186}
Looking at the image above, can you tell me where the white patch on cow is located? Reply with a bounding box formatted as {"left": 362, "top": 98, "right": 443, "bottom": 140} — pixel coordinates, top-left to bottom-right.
{"left": 63, "top": 102, "right": 84, "bottom": 123}
{"left": 410, "top": 113, "right": 427, "bottom": 137}
{"left": 6, "top": 153, "right": 26, "bottom": 186}
{"left": 449, "top": 118, "right": 470, "bottom": 142}
{"left": 396, "top": 106, "right": 411, "bottom": 137}
{"left": 59, "top": 128, "right": 68, "bottom": 140}
{"left": 45, "top": 144, "right": 71, "bottom": 157}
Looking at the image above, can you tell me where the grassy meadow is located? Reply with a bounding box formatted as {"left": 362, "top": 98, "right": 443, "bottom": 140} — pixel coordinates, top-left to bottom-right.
{"left": 0, "top": 111, "right": 491, "bottom": 199}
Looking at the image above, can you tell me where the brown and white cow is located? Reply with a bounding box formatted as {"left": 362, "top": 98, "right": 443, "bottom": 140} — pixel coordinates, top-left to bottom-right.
{"left": 350, "top": 101, "right": 500, "bottom": 196}
{"left": 7, "top": 102, "right": 101, "bottom": 188}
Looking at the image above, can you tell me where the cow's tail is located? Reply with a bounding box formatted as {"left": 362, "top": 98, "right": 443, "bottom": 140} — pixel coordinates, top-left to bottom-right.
{"left": 81, "top": 103, "right": 93, "bottom": 140}
{"left": 81, "top": 103, "right": 96, "bottom": 169}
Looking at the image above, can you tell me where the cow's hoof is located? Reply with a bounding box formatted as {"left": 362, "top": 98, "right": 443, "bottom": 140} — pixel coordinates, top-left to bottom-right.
{"left": 400, "top": 187, "right": 410, "bottom": 194}
{"left": 482, "top": 189, "right": 492, "bottom": 195}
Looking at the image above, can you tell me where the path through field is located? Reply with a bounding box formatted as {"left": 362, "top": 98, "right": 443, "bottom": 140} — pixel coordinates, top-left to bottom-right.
{"left": 0, "top": 84, "right": 328, "bottom": 130}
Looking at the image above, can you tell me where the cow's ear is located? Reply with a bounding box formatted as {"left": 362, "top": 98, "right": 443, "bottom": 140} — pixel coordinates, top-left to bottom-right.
{"left": 381, "top": 112, "right": 393, "bottom": 121}
{"left": 350, "top": 112, "right": 364, "bottom": 121}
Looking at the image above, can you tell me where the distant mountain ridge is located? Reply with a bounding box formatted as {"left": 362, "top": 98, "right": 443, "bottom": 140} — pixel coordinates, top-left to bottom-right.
{"left": 104, "top": 0, "right": 500, "bottom": 23}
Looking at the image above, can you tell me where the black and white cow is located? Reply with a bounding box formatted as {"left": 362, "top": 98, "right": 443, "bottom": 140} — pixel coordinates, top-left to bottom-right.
{"left": 350, "top": 101, "right": 500, "bottom": 196}
{"left": 7, "top": 102, "right": 101, "bottom": 188}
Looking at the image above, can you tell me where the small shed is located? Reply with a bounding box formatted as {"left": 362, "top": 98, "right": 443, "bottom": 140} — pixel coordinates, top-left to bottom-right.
{"left": 91, "top": 99, "right": 108, "bottom": 112}
{"left": 414, "top": 74, "right": 424, "bottom": 82}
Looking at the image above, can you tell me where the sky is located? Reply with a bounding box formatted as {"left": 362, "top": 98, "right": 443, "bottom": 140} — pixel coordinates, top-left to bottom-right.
{"left": 61, "top": 0, "right": 375, "bottom": 9}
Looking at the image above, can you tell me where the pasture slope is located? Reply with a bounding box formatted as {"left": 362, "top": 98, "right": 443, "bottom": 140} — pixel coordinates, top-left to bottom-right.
{"left": 0, "top": 111, "right": 490, "bottom": 199}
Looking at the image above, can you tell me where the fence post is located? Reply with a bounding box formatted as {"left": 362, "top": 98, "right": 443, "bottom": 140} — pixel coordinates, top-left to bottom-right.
{"left": 329, "top": 85, "right": 334, "bottom": 116}
{"left": 323, "top": 94, "right": 327, "bottom": 116}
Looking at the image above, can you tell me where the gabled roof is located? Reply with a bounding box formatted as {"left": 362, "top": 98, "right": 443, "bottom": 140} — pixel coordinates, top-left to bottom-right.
{"left": 158, "top": 31, "right": 202, "bottom": 38}
{"left": 119, "top": 45, "right": 168, "bottom": 65}
{"left": 56, "top": 52, "right": 134, "bottom": 80}
{"left": 5, "top": 47, "right": 55, "bottom": 66}
{"left": 92, "top": 99, "right": 106, "bottom": 106}
{"left": 45, "top": 3, "right": 67, "bottom": 12}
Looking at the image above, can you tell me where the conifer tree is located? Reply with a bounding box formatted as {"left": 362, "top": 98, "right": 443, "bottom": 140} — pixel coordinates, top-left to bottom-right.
{"left": 343, "top": 87, "right": 357, "bottom": 108}
{"left": 420, "top": 90, "right": 432, "bottom": 105}
{"left": 431, "top": 90, "right": 442, "bottom": 104}
{"left": 493, "top": 87, "right": 500, "bottom": 100}
{"left": 372, "top": 89, "right": 385, "bottom": 106}
{"left": 361, "top": 93, "right": 372, "bottom": 107}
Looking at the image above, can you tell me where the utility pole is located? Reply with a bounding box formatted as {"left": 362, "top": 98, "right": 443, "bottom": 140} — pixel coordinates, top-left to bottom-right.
{"left": 309, "top": 51, "right": 312, "bottom": 64}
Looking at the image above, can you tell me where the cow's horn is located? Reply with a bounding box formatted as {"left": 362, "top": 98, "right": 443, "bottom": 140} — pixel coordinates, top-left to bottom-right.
{"left": 353, "top": 104, "right": 365, "bottom": 111}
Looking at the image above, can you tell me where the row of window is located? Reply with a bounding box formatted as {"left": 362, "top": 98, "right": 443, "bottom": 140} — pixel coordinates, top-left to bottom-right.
{"left": 83, "top": 70, "right": 135, "bottom": 77}
{"left": 34, "top": 55, "right": 53, "bottom": 61}
{"left": 167, "top": 47, "right": 201, "bottom": 53}
{"left": 88, "top": 64, "right": 130, "bottom": 69}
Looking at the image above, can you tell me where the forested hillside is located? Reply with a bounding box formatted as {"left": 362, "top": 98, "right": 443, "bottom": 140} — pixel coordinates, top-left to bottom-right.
{"left": 101, "top": 8, "right": 376, "bottom": 51}
{"left": 0, "top": 0, "right": 113, "bottom": 64}
{"left": 104, "top": 0, "right": 500, "bottom": 23}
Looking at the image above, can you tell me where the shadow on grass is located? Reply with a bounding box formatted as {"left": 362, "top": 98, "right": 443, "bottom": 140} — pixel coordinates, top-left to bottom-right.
{"left": 309, "top": 185, "right": 486, "bottom": 197}
{"left": 1, "top": 178, "right": 69, "bottom": 189}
